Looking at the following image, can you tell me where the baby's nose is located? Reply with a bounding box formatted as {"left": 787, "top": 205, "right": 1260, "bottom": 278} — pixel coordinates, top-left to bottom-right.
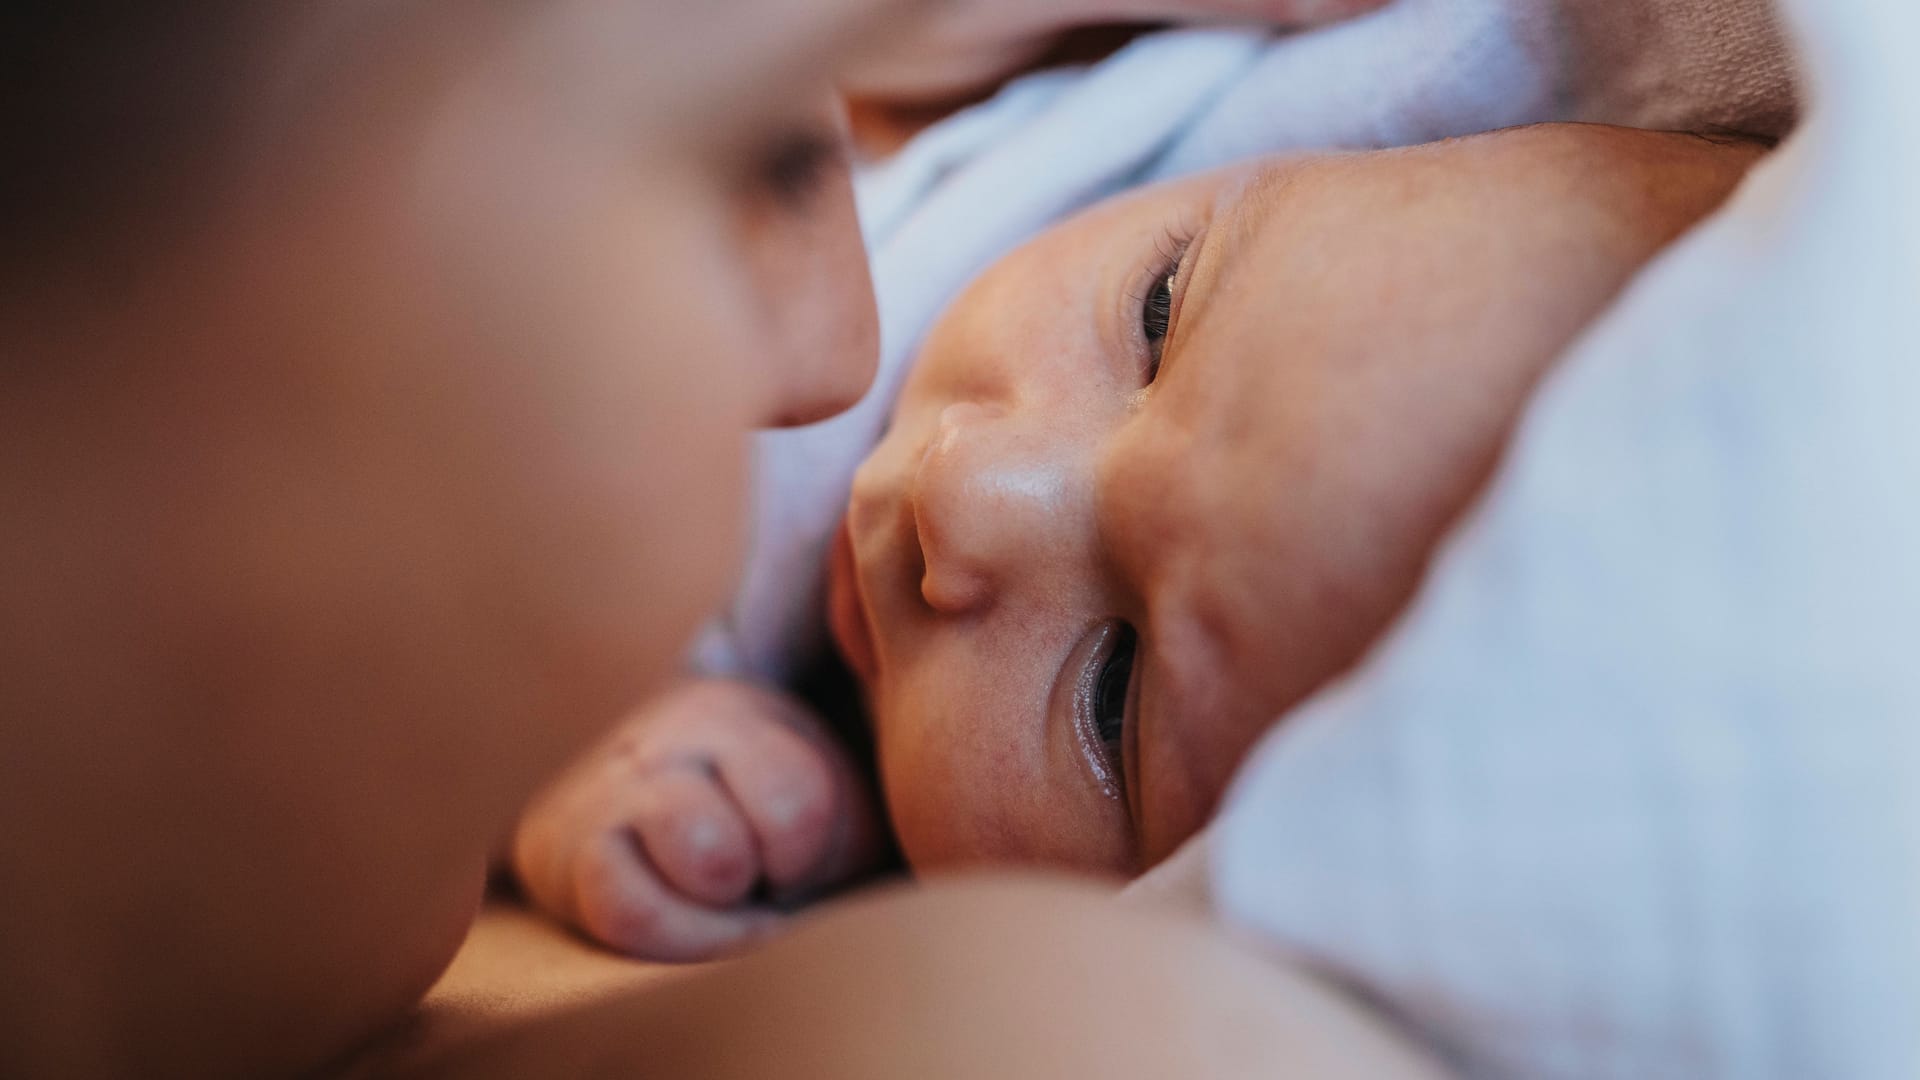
{"left": 910, "top": 401, "right": 1089, "bottom": 615}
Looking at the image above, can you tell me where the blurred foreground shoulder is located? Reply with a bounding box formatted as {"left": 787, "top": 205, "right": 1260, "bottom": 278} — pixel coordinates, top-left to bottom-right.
{"left": 386, "top": 876, "right": 1446, "bottom": 1080}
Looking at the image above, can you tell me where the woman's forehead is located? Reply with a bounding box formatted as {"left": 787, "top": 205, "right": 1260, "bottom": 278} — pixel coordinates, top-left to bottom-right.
{"left": 269, "top": 0, "right": 941, "bottom": 135}
{"left": 561, "top": 0, "right": 942, "bottom": 119}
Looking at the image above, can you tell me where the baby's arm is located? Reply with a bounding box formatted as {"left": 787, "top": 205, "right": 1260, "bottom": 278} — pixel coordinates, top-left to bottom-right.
{"left": 511, "top": 680, "right": 885, "bottom": 962}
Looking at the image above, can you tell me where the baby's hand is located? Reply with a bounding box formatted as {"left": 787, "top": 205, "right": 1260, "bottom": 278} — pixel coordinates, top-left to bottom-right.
{"left": 511, "top": 680, "right": 883, "bottom": 962}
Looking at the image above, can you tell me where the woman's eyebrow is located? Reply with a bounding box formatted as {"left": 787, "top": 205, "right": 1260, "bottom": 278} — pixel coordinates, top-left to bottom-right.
{"left": 758, "top": 0, "right": 951, "bottom": 62}
{"left": 663, "top": 0, "right": 949, "bottom": 116}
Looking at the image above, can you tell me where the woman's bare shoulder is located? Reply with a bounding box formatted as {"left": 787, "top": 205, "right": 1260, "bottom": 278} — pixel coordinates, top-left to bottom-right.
{"left": 341, "top": 878, "right": 1445, "bottom": 1080}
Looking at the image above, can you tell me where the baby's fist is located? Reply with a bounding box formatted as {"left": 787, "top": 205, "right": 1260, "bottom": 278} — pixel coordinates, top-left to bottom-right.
{"left": 512, "top": 680, "right": 880, "bottom": 961}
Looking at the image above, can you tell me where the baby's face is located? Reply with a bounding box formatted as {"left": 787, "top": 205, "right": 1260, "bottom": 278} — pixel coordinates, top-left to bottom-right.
{"left": 831, "top": 124, "right": 1762, "bottom": 875}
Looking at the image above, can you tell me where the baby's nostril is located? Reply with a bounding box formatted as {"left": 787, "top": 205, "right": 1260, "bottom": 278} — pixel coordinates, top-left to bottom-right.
{"left": 932, "top": 401, "right": 1000, "bottom": 444}
{"left": 919, "top": 562, "right": 990, "bottom": 616}
{"left": 907, "top": 402, "right": 1012, "bottom": 616}
{"left": 905, "top": 475, "right": 970, "bottom": 615}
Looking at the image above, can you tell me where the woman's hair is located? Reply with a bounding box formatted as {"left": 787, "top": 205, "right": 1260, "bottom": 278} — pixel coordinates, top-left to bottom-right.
{"left": 2, "top": 5, "right": 255, "bottom": 283}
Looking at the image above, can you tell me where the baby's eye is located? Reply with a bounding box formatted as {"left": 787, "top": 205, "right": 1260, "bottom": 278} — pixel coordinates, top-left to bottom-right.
{"left": 1141, "top": 271, "right": 1175, "bottom": 382}
{"left": 1093, "top": 622, "right": 1137, "bottom": 771}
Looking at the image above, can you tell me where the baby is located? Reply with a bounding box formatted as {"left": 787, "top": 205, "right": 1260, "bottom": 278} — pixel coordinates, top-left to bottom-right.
{"left": 511, "top": 121, "right": 1765, "bottom": 960}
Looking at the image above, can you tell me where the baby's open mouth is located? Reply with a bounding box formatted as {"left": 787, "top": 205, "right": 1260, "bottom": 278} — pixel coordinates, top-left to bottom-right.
{"left": 827, "top": 519, "right": 879, "bottom": 687}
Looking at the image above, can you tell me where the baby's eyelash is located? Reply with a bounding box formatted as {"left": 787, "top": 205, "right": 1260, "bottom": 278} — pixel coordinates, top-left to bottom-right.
{"left": 1127, "top": 222, "right": 1195, "bottom": 384}
{"left": 1151, "top": 225, "right": 1189, "bottom": 275}
{"left": 1127, "top": 223, "right": 1195, "bottom": 312}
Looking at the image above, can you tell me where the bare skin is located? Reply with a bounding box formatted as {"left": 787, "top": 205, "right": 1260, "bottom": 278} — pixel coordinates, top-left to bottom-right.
{"left": 0, "top": 1, "right": 905, "bottom": 1075}
{"left": 513, "top": 124, "right": 1764, "bottom": 959}
{"left": 369, "top": 878, "right": 1446, "bottom": 1080}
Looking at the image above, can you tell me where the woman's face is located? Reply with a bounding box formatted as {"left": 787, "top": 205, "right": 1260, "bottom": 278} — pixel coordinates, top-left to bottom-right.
{"left": 0, "top": 3, "right": 909, "bottom": 1069}
{"left": 833, "top": 125, "right": 1762, "bottom": 875}
{"left": 161, "top": 1, "right": 894, "bottom": 806}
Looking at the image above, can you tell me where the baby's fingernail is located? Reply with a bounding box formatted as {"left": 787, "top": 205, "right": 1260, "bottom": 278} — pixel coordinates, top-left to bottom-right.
{"left": 765, "top": 793, "right": 804, "bottom": 829}
{"left": 683, "top": 814, "right": 726, "bottom": 854}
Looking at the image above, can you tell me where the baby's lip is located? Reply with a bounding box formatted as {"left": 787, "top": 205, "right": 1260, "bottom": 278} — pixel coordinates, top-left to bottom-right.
{"left": 827, "top": 519, "right": 879, "bottom": 687}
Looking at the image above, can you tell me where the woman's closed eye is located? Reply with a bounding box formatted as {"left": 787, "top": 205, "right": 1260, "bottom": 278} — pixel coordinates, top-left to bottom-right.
{"left": 754, "top": 129, "right": 842, "bottom": 207}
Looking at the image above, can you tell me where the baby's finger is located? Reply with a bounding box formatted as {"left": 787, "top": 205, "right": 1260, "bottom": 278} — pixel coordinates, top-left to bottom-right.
{"left": 570, "top": 829, "right": 784, "bottom": 963}
{"left": 629, "top": 766, "right": 758, "bottom": 908}
{"left": 709, "top": 710, "right": 853, "bottom": 896}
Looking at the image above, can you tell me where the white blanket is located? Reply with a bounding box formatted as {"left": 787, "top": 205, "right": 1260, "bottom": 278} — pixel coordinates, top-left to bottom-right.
{"left": 695, "top": 0, "right": 1793, "bottom": 680}
{"left": 1210, "top": 0, "right": 1920, "bottom": 1076}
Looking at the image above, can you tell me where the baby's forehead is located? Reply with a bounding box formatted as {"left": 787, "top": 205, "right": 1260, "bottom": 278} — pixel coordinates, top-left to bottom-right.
{"left": 1217, "top": 126, "right": 1639, "bottom": 224}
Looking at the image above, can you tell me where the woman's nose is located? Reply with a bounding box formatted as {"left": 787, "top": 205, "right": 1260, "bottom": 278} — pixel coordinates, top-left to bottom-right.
{"left": 755, "top": 224, "right": 880, "bottom": 427}
{"left": 739, "top": 110, "right": 880, "bottom": 428}
{"left": 910, "top": 401, "right": 1090, "bottom": 614}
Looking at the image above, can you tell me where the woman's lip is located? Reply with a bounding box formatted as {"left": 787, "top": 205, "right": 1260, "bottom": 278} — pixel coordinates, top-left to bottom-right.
{"left": 827, "top": 520, "right": 879, "bottom": 686}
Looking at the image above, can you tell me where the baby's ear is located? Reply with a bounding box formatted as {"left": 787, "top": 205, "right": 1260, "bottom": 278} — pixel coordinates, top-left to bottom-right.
{"left": 1119, "top": 827, "right": 1214, "bottom": 917}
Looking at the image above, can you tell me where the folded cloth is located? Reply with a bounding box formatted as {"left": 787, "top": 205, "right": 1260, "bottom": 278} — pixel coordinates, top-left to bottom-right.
{"left": 1210, "top": 0, "right": 1920, "bottom": 1076}
{"left": 695, "top": 0, "right": 1795, "bottom": 683}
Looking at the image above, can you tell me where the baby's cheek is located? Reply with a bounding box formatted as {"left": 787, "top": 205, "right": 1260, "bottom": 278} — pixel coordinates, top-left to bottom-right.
{"left": 880, "top": 769, "right": 977, "bottom": 873}
{"left": 1132, "top": 574, "right": 1281, "bottom": 864}
{"left": 873, "top": 701, "right": 960, "bottom": 870}
{"left": 1094, "top": 416, "right": 1205, "bottom": 597}
{"left": 874, "top": 692, "right": 1037, "bottom": 873}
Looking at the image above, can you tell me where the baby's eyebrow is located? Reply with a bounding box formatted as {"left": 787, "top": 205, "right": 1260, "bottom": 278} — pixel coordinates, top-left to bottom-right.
{"left": 1176, "top": 166, "right": 1308, "bottom": 355}
{"left": 1169, "top": 180, "right": 1262, "bottom": 351}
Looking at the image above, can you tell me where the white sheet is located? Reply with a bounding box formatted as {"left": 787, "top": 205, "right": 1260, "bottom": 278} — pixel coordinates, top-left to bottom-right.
{"left": 1210, "top": 0, "right": 1920, "bottom": 1076}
